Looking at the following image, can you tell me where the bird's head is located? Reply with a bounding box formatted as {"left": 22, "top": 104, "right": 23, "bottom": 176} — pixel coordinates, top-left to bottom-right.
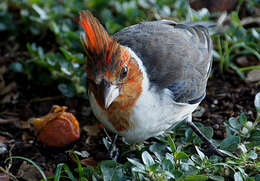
{"left": 79, "top": 11, "right": 143, "bottom": 110}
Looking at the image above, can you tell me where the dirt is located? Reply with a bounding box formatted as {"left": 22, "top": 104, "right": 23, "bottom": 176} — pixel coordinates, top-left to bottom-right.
{"left": 0, "top": 60, "right": 260, "bottom": 179}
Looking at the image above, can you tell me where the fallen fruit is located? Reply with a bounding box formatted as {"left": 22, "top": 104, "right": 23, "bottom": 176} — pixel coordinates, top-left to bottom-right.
{"left": 33, "top": 105, "right": 80, "bottom": 147}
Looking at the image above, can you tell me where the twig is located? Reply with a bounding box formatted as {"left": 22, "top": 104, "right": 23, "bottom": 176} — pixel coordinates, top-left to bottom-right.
{"left": 1, "top": 144, "right": 18, "bottom": 181}
{"left": 0, "top": 167, "right": 19, "bottom": 181}
{"left": 29, "top": 95, "right": 64, "bottom": 103}
{"left": 0, "top": 118, "right": 18, "bottom": 124}
{"left": 0, "top": 131, "right": 13, "bottom": 139}
{"left": 241, "top": 17, "right": 260, "bottom": 26}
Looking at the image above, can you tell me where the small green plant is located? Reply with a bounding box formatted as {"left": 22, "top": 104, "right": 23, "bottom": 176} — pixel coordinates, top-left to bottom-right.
{"left": 5, "top": 93, "right": 260, "bottom": 180}
{"left": 213, "top": 8, "right": 260, "bottom": 79}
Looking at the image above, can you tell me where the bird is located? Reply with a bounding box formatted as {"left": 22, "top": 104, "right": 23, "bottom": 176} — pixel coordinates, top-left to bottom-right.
{"left": 79, "top": 10, "right": 223, "bottom": 157}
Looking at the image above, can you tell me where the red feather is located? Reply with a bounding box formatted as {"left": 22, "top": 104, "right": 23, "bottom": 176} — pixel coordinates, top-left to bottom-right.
{"left": 79, "top": 11, "right": 117, "bottom": 65}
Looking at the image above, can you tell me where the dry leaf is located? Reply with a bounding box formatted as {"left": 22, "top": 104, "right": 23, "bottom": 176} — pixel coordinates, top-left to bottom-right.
{"left": 17, "top": 161, "right": 42, "bottom": 181}
{"left": 0, "top": 136, "right": 9, "bottom": 143}
{"left": 81, "top": 157, "right": 98, "bottom": 167}
{"left": 0, "top": 174, "right": 9, "bottom": 181}
{"left": 0, "top": 117, "right": 18, "bottom": 124}
{"left": 83, "top": 124, "right": 100, "bottom": 136}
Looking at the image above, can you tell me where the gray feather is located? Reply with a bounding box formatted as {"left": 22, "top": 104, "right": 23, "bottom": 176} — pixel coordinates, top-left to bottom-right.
{"left": 114, "top": 20, "right": 212, "bottom": 104}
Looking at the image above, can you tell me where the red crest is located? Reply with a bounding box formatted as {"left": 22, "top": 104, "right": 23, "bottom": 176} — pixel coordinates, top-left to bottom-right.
{"left": 79, "top": 11, "right": 119, "bottom": 65}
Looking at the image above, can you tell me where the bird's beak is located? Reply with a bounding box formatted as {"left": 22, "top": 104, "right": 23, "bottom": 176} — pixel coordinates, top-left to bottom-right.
{"left": 99, "top": 79, "right": 120, "bottom": 109}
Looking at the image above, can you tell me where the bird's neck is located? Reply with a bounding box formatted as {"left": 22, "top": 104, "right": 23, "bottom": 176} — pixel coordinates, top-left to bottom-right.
{"left": 105, "top": 47, "right": 149, "bottom": 131}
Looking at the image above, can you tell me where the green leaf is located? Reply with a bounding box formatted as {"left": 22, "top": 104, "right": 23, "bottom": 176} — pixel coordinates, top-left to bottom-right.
{"left": 73, "top": 153, "right": 84, "bottom": 179}
{"left": 248, "top": 150, "right": 258, "bottom": 160}
{"left": 149, "top": 142, "right": 168, "bottom": 161}
{"left": 246, "top": 177, "right": 255, "bottom": 181}
{"left": 229, "top": 117, "right": 241, "bottom": 129}
{"left": 26, "top": 43, "right": 37, "bottom": 55}
{"left": 58, "top": 83, "right": 76, "bottom": 97}
{"left": 61, "top": 66, "right": 72, "bottom": 75}
{"left": 127, "top": 158, "right": 145, "bottom": 171}
{"left": 238, "top": 144, "right": 247, "bottom": 154}
{"left": 32, "top": 4, "right": 48, "bottom": 20}
{"left": 168, "top": 136, "right": 176, "bottom": 153}
{"left": 234, "top": 172, "right": 243, "bottom": 181}
{"left": 60, "top": 47, "right": 73, "bottom": 61}
{"left": 231, "top": 12, "right": 242, "bottom": 27}
{"left": 255, "top": 174, "right": 260, "bottom": 181}
{"left": 149, "top": 163, "right": 159, "bottom": 172}
{"left": 201, "top": 126, "right": 214, "bottom": 139}
{"left": 63, "top": 164, "right": 76, "bottom": 181}
{"left": 215, "top": 150, "right": 239, "bottom": 159}
{"left": 195, "top": 146, "right": 205, "bottom": 161}
{"left": 192, "top": 125, "right": 214, "bottom": 145}
{"left": 37, "top": 46, "right": 44, "bottom": 59}
{"left": 175, "top": 152, "right": 189, "bottom": 160}
{"left": 100, "top": 160, "right": 123, "bottom": 181}
{"left": 164, "top": 170, "right": 175, "bottom": 179}
{"left": 185, "top": 175, "right": 208, "bottom": 181}
{"left": 165, "top": 153, "right": 175, "bottom": 166}
{"left": 190, "top": 155, "right": 202, "bottom": 165}
{"left": 54, "top": 163, "right": 64, "bottom": 181}
{"left": 9, "top": 62, "right": 23, "bottom": 72}
{"left": 249, "top": 130, "right": 260, "bottom": 143}
{"left": 141, "top": 151, "right": 155, "bottom": 167}
{"left": 239, "top": 113, "right": 247, "bottom": 126}
{"left": 131, "top": 167, "right": 146, "bottom": 174}
{"left": 50, "top": 21, "right": 60, "bottom": 35}
{"left": 209, "top": 175, "right": 225, "bottom": 181}
{"left": 220, "top": 135, "right": 240, "bottom": 152}
{"left": 252, "top": 28, "right": 260, "bottom": 39}
{"left": 162, "top": 159, "right": 174, "bottom": 172}
{"left": 230, "top": 63, "right": 246, "bottom": 80}
{"left": 83, "top": 166, "right": 95, "bottom": 180}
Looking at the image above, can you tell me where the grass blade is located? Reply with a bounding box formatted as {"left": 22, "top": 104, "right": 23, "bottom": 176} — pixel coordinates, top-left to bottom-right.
{"left": 239, "top": 65, "right": 260, "bottom": 71}
{"left": 5, "top": 156, "right": 47, "bottom": 181}
{"left": 216, "top": 35, "right": 224, "bottom": 73}
{"left": 54, "top": 163, "right": 64, "bottom": 181}
{"left": 230, "top": 63, "right": 246, "bottom": 80}
{"left": 63, "top": 164, "right": 76, "bottom": 181}
{"left": 73, "top": 152, "right": 84, "bottom": 180}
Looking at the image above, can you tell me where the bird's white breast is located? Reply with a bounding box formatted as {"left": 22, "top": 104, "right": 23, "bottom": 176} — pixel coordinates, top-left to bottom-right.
{"left": 123, "top": 87, "right": 199, "bottom": 143}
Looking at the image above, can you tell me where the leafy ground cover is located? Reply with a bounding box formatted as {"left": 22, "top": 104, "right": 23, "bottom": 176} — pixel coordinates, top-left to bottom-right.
{"left": 0, "top": 0, "right": 260, "bottom": 180}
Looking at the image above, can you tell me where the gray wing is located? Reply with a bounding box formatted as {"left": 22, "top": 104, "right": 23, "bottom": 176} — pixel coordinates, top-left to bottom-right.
{"left": 114, "top": 20, "right": 212, "bottom": 104}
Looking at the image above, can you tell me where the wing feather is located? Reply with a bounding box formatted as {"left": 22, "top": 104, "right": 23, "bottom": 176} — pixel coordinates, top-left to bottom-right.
{"left": 114, "top": 20, "right": 213, "bottom": 103}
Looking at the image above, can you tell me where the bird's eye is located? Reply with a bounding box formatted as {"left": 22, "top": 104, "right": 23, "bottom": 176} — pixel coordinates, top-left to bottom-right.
{"left": 120, "top": 66, "right": 128, "bottom": 80}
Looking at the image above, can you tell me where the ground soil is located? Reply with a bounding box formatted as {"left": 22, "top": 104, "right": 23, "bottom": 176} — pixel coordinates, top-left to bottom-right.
{"left": 0, "top": 60, "right": 260, "bottom": 179}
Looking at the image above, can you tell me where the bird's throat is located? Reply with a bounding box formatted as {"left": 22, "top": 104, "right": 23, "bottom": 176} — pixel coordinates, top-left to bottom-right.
{"left": 93, "top": 60, "right": 143, "bottom": 132}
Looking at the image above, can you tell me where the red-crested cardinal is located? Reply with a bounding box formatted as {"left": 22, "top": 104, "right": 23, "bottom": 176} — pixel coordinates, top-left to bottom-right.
{"left": 79, "top": 11, "right": 223, "bottom": 157}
